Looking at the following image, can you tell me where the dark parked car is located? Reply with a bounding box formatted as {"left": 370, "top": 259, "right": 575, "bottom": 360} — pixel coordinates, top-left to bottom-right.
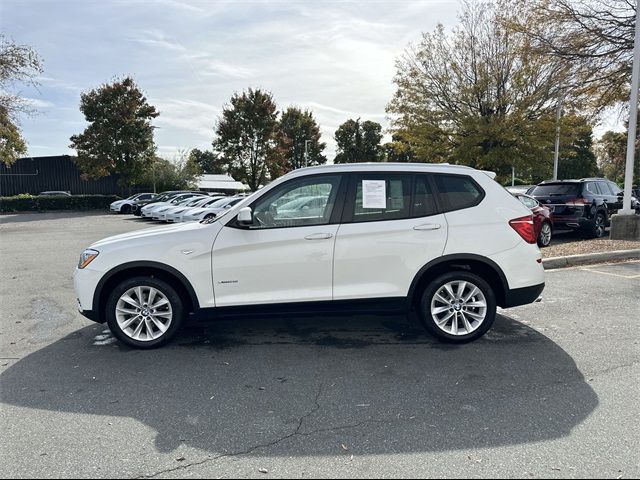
{"left": 131, "top": 190, "right": 203, "bottom": 216}
{"left": 514, "top": 194, "right": 553, "bottom": 247}
{"left": 528, "top": 178, "right": 629, "bottom": 238}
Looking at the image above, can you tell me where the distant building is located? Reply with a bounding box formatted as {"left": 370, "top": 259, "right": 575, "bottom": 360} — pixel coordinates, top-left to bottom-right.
{"left": 196, "top": 174, "right": 248, "bottom": 194}
{"left": 0, "top": 155, "right": 135, "bottom": 197}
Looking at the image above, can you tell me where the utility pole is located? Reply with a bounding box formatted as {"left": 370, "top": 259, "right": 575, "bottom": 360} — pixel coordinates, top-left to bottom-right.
{"left": 304, "top": 140, "right": 311, "bottom": 168}
{"left": 512, "top": 166, "right": 515, "bottom": 187}
{"left": 611, "top": 5, "right": 640, "bottom": 240}
{"left": 553, "top": 94, "right": 563, "bottom": 181}
{"left": 621, "top": 5, "right": 640, "bottom": 215}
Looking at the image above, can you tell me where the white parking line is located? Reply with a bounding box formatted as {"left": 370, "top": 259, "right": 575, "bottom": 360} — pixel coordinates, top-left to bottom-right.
{"left": 579, "top": 267, "right": 640, "bottom": 279}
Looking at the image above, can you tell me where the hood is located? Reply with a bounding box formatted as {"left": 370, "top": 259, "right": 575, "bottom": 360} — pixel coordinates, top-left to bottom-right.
{"left": 90, "top": 221, "right": 207, "bottom": 250}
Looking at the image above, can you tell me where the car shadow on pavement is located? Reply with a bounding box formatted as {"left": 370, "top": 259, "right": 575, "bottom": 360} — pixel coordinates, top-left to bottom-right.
{"left": 0, "top": 313, "right": 598, "bottom": 458}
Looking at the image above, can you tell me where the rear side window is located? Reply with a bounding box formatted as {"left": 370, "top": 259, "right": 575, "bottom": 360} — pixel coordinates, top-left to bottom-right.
{"left": 413, "top": 175, "right": 438, "bottom": 217}
{"left": 585, "top": 182, "right": 600, "bottom": 195}
{"left": 352, "top": 175, "right": 412, "bottom": 222}
{"left": 434, "top": 174, "right": 484, "bottom": 212}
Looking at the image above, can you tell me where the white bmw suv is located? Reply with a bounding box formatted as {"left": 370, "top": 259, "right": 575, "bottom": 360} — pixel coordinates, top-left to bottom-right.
{"left": 75, "top": 164, "right": 545, "bottom": 348}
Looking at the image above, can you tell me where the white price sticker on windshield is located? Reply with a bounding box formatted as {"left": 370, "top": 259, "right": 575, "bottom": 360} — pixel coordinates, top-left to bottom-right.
{"left": 362, "top": 180, "right": 386, "bottom": 209}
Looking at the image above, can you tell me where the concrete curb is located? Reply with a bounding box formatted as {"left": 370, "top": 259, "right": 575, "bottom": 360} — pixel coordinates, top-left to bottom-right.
{"left": 543, "top": 249, "right": 640, "bottom": 270}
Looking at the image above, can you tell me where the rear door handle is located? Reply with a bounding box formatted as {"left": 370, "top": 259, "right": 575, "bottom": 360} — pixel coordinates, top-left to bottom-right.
{"left": 305, "top": 233, "right": 334, "bottom": 240}
{"left": 413, "top": 224, "right": 442, "bottom": 231}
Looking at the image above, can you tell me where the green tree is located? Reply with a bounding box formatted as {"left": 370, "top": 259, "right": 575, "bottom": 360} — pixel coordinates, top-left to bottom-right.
{"left": 0, "top": 35, "right": 43, "bottom": 166}
{"left": 189, "top": 148, "right": 224, "bottom": 174}
{"left": 596, "top": 129, "right": 640, "bottom": 184}
{"left": 0, "top": 106, "right": 26, "bottom": 165}
{"left": 383, "top": 133, "right": 416, "bottom": 162}
{"left": 387, "top": 1, "right": 579, "bottom": 183}
{"left": 213, "top": 88, "right": 280, "bottom": 191}
{"left": 136, "top": 153, "right": 199, "bottom": 192}
{"left": 69, "top": 77, "right": 159, "bottom": 186}
{"left": 557, "top": 117, "right": 598, "bottom": 180}
{"left": 334, "top": 118, "right": 383, "bottom": 163}
{"left": 278, "top": 107, "right": 327, "bottom": 171}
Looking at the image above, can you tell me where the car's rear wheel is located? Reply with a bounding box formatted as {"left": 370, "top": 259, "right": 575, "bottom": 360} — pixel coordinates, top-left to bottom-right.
{"left": 585, "top": 211, "right": 606, "bottom": 238}
{"left": 106, "top": 277, "right": 184, "bottom": 349}
{"left": 418, "top": 271, "right": 496, "bottom": 343}
{"left": 537, "top": 221, "right": 552, "bottom": 247}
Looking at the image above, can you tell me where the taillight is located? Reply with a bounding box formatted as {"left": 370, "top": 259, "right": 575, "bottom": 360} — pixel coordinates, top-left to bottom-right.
{"left": 566, "top": 197, "right": 589, "bottom": 205}
{"left": 509, "top": 215, "right": 537, "bottom": 244}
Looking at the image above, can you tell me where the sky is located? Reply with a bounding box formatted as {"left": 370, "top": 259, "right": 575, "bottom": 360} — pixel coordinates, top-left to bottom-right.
{"left": 1, "top": 0, "right": 625, "bottom": 162}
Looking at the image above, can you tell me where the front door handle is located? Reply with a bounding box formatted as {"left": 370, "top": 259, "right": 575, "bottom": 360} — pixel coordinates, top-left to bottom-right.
{"left": 305, "top": 233, "right": 334, "bottom": 240}
{"left": 413, "top": 224, "right": 442, "bottom": 231}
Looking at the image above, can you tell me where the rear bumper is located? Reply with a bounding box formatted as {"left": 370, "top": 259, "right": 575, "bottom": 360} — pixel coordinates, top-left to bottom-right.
{"left": 503, "top": 282, "right": 545, "bottom": 308}
{"left": 79, "top": 308, "right": 102, "bottom": 323}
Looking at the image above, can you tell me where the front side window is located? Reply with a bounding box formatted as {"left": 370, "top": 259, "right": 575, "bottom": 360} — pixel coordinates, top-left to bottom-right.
{"left": 434, "top": 174, "right": 484, "bottom": 212}
{"left": 607, "top": 182, "right": 622, "bottom": 195}
{"left": 248, "top": 175, "right": 342, "bottom": 228}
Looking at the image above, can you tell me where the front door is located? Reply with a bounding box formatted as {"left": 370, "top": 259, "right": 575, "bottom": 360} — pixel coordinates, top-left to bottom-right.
{"left": 212, "top": 174, "right": 345, "bottom": 307}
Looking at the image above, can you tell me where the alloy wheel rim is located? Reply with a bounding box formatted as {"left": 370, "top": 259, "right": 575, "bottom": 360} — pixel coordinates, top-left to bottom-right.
{"left": 595, "top": 215, "right": 605, "bottom": 237}
{"left": 430, "top": 280, "right": 487, "bottom": 336}
{"left": 115, "top": 286, "right": 172, "bottom": 342}
{"left": 541, "top": 223, "right": 552, "bottom": 245}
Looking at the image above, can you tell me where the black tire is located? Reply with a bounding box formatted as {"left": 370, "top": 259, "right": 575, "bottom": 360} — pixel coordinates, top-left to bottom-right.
{"left": 120, "top": 204, "right": 132, "bottom": 214}
{"left": 537, "top": 221, "right": 552, "bottom": 247}
{"left": 105, "top": 276, "right": 184, "bottom": 349}
{"left": 585, "top": 211, "right": 606, "bottom": 239}
{"left": 204, "top": 213, "right": 215, "bottom": 220}
{"left": 418, "top": 271, "right": 497, "bottom": 343}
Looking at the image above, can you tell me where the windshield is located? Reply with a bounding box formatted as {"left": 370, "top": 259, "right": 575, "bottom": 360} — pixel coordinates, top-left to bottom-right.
{"left": 530, "top": 183, "right": 581, "bottom": 197}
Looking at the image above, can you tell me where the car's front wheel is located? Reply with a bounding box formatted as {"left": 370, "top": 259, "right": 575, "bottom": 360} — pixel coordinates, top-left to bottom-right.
{"left": 120, "top": 204, "right": 132, "bottom": 214}
{"left": 537, "top": 221, "right": 552, "bottom": 247}
{"left": 418, "top": 271, "right": 496, "bottom": 343}
{"left": 106, "top": 277, "right": 184, "bottom": 349}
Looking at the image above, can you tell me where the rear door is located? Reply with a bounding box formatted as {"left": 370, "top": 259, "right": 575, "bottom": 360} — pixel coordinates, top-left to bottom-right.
{"left": 333, "top": 173, "right": 447, "bottom": 300}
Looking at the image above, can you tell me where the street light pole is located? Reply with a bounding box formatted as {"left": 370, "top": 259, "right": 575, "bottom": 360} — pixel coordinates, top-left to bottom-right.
{"left": 620, "top": 4, "right": 640, "bottom": 215}
{"left": 553, "top": 94, "right": 563, "bottom": 181}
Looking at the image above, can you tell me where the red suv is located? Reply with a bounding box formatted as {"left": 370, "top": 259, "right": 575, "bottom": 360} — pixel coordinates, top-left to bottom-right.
{"left": 514, "top": 194, "right": 553, "bottom": 247}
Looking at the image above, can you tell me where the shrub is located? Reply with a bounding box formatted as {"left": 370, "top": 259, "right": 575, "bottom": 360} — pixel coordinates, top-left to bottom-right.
{"left": 0, "top": 195, "right": 121, "bottom": 213}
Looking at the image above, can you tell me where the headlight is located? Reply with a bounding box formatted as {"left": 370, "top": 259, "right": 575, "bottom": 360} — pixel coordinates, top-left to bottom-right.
{"left": 78, "top": 249, "right": 99, "bottom": 269}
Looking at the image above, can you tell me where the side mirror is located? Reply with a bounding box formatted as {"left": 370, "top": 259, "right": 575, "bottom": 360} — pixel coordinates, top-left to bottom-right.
{"left": 237, "top": 206, "right": 253, "bottom": 225}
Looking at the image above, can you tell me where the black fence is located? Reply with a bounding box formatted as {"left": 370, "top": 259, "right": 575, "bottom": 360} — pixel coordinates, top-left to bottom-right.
{"left": 0, "top": 155, "right": 145, "bottom": 197}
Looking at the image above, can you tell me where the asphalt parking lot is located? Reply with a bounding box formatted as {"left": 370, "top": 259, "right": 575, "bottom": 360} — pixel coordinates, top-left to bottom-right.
{"left": 1, "top": 212, "right": 639, "bottom": 479}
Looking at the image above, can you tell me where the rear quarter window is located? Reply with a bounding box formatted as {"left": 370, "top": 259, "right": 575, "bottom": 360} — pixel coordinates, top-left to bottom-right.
{"left": 434, "top": 174, "right": 484, "bottom": 212}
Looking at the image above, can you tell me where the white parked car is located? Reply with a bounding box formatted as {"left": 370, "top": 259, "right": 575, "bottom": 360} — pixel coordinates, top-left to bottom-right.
{"left": 180, "top": 196, "right": 243, "bottom": 222}
{"left": 110, "top": 193, "right": 156, "bottom": 214}
{"left": 154, "top": 195, "right": 211, "bottom": 222}
{"left": 75, "top": 163, "right": 545, "bottom": 349}
{"left": 140, "top": 193, "right": 203, "bottom": 219}
{"left": 166, "top": 196, "right": 226, "bottom": 223}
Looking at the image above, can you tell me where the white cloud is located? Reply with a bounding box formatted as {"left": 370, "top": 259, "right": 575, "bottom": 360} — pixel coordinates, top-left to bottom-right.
{"left": 4, "top": 0, "right": 463, "bottom": 159}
